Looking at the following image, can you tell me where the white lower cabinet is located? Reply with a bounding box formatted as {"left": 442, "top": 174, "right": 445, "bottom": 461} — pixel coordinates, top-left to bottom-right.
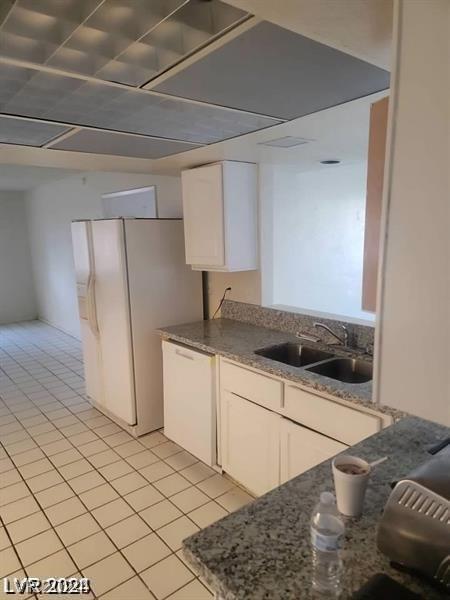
{"left": 221, "top": 391, "right": 280, "bottom": 496}
{"left": 161, "top": 349, "right": 391, "bottom": 497}
{"left": 220, "top": 393, "right": 348, "bottom": 495}
{"left": 217, "top": 359, "right": 392, "bottom": 496}
{"left": 280, "top": 418, "right": 347, "bottom": 484}
{"left": 162, "top": 340, "right": 215, "bottom": 466}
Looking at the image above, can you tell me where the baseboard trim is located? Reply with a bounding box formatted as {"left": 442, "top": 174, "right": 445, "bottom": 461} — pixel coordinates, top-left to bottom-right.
{"left": 0, "top": 316, "right": 39, "bottom": 326}
{"left": 38, "top": 317, "right": 81, "bottom": 341}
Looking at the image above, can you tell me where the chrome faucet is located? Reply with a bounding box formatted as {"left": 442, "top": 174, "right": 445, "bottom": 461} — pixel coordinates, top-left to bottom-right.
{"left": 313, "top": 322, "right": 349, "bottom": 347}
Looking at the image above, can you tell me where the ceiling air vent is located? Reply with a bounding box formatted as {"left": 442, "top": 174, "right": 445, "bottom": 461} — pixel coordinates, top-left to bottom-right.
{"left": 258, "top": 136, "right": 312, "bottom": 148}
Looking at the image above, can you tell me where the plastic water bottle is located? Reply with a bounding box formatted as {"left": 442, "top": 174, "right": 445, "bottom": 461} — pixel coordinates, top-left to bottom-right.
{"left": 310, "top": 491, "right": 345, "bottom": 598}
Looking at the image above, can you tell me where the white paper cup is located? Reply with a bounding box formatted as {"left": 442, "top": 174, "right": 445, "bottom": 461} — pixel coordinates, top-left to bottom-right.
{"left": 332, "top": 455, "right": 371, "bottom": 517}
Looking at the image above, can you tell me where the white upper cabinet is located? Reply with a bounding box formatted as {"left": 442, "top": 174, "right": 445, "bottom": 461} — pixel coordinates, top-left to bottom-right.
{"left": 181, "top": 161, "right": 258, "bottom": 271}
{"left": 182, "top": 163, "right": 225, "bottom": 268}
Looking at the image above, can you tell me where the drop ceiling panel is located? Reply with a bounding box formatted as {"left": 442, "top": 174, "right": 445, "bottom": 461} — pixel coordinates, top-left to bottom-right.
{"left": 0, "top": 1, "right": 14, "bottom": 25}
{"left": 47, "top": 0, "right": 187, "bottom": 79}
{"left": 0, "top": 0, "right": 105, "bottom": 63}
{"left": 0, "top": 114, "right": 71, "bottom": 146}
{"left": 0, "top": 62, "right": 281, "bottom": 143}
{"left": 100, "top": 0, "right": 248, "bottom": 86}
{"left": 154, "top": 21, "right": 390, "bottom": 120}
{"left": 51, "top": 128, "right": 200, "bottom": 158}
{"left": 0, "top": 0, "right": 247, "bottom": 86}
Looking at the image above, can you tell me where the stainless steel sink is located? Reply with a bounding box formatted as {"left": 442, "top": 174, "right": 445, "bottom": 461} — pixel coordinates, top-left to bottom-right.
{"left": 306, "top": 357, "right": 372, "bottom": 383}
{"left": 255, "top": 343, "right": 334, "bottom": 367}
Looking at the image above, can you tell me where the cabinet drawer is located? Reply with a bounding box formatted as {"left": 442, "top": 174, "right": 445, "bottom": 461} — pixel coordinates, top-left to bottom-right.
{"left": 163, "top": 340, "right": 212, "bottom": 364}
{"left": 284, "top": 385, "right": 381, "bottom": 445}
{"left": 220, "top": 360, "right": 282, "bottom": 411}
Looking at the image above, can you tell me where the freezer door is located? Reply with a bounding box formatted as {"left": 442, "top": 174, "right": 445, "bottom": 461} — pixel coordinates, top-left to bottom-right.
{"left": 91, "top": 219, "right": 136, "bottom": 425}
{"left": 71, "top": 221, "right": 102, "bottom": 404}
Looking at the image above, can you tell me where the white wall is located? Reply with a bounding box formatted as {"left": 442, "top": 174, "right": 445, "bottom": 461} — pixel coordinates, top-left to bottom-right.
{"left": 207, "top": 270, "right": 261, "bottom": 316}
{"left": 0, "top": 192, "right": 37, "bottom": 324}
{"left": 263, "top": 162, "right": 374, "bottom": 322}
{"left": 26, "top": 171, "right": 182, "bottom": 338}
{"left": 376, "top": 0, "right": 450, "bottom": 425}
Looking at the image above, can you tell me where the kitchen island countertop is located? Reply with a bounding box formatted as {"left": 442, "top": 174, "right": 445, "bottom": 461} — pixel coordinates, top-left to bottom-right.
{"left": 182, "top": 416, "right": 449, "bottom": 599}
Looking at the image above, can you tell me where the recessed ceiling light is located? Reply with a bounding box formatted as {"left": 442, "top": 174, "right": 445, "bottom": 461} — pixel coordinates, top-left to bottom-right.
{"left": 258, "top": 136, "right": 313, "bottom": 148}
{"left": 320, "top": 159, "right": 341, "bottom": 164}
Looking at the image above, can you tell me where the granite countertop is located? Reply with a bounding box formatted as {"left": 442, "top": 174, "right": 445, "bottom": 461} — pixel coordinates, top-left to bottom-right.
{"left": 183, "top": 416, "right": 450, "bottom": 600}
{"left": 157, "top": 318, "right": 397, "bottom": 416}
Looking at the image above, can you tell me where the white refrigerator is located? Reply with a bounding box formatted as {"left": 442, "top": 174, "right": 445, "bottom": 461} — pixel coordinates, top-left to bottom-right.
{"left": 71, "top": 218, "right": 203, "bottom": 437}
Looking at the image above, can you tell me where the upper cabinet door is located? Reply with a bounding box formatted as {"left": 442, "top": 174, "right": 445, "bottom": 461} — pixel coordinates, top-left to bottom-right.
{"left": 182, "top": 161, "right": 258, "bottom": 272}
{"left": 182, "top": 163, "right": 225, "bottom": 268}
{"left": 362, "top": 96, "right": 389, "bottom": 312}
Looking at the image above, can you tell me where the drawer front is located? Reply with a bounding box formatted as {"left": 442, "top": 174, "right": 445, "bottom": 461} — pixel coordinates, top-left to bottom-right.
{"left": 163, "top": 340, "right": 212, "bottom": 364}
{"left": 284, "top": 385, "right": 381, "bottom": 445}
{"left": 220, "top": 360, "right": 282, "bottom": 411}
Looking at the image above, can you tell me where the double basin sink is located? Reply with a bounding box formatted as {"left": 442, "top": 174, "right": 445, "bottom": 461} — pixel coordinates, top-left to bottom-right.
{"left": 254, "top": 342, "right": 372, "bottom": 384}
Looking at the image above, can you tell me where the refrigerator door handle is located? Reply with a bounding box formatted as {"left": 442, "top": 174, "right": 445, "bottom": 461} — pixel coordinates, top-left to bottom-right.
{"left": 86, "top": 274, "right": 99, "bottom": 337}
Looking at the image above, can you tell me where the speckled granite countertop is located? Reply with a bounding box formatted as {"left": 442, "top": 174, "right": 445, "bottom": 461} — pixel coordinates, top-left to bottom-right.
{"left": 183, "top": 416, "right": 450, "bottom": 600}
{"left": 157, "top": 318, "right": 399, "bottom": 417}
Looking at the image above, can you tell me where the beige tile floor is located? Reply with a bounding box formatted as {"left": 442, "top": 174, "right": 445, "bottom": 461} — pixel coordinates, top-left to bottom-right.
{"left": 0, "top": 321, "right": 253, "bottom": 599}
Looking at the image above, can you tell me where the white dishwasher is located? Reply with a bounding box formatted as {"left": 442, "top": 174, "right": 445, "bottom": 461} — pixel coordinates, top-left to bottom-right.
{"left": 162, "top": 340, "right": 216, "bottom": 466}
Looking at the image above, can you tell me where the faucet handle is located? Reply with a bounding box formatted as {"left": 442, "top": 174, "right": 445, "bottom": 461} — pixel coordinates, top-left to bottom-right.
{"left": 341, "top": 325, "right": 349, "bottom": 346}
{"left": 365, "top": 342, "right": 374, "bottom": 356}
{"left": 296, "top": 331, "right": 321, "bottom": 343}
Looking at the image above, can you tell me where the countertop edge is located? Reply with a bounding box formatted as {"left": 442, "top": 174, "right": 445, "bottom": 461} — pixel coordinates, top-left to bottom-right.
{"left": 156, "top": 327, "right": 403, "bottom": 420}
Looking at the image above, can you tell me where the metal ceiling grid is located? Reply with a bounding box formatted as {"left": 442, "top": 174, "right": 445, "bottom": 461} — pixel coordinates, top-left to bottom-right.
{"left": 0, "top": 1, "right": 389, "bottom": 160}
{"left": 0, "top": 0, "right": 248, "bottom": 86}
{"left": 0, "top": 61, "right": 281, "bottom": 144}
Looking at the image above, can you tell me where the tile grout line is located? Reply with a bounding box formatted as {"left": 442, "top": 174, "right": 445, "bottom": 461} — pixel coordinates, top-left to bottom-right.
{"left": 0, "top": 330, "right": 153, "bottom": 596}
{"left": 1, "top": 322, "right": 239, "bottom": 598}
{"left": 2, "top": 421, "right": 205, "bottom": 596}
{"left": 2, "top": 403, "right": 235, "bottom": 525}
{"left": 1, "top": 348, "right": 221, "bottom": 526}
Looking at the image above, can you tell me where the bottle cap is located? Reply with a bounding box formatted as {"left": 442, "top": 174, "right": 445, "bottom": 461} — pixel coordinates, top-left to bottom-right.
{"left": 320, "top": 491, "right": 335, "bottom": 505}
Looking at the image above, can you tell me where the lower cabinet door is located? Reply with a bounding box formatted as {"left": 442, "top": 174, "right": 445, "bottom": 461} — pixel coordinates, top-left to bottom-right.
{"left": 221, "top": 391, "right": 280, "bottom": 496}
{"left": 280, "top": 418, "right": 347, "bottom": 484}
